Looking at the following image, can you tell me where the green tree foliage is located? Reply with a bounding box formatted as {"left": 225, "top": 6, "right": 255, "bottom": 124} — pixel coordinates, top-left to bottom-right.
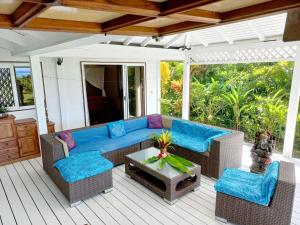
{"left": 161, "top": 61, "right": 183, "bottom": 117}
{"left": 161, "top": 61, "right": 296, "bottom": 155}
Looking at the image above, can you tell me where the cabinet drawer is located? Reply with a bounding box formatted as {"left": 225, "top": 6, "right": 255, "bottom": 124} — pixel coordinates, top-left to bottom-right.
{"left": 0, "top": 140, "right": 17, "bottom": 150}
{"left": 17, "top": 124, "right": 36, "bottom": 132}
{"left": 17, "top": 129, "right": 36, "bottom": 138}
{"left": 0, "top": 151, "right": 19, "bottom": 164}
{"left": 0, "top": 147, "right": 18, "bottom": 156}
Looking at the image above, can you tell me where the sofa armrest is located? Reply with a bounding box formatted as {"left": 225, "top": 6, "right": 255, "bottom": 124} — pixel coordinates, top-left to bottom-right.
{"left": 271, "top": 161, "right": 295, "bottom": 211}
{"left": 40, "top": 133, "right": 65, "bottom": 171}
{"left": 210, "top": 131, "right": 244, "bottom": 177}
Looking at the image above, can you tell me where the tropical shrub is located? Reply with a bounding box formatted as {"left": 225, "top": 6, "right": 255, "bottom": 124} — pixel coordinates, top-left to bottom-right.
{"left": 161, "top": 61, "right": 297, "bottom": 156}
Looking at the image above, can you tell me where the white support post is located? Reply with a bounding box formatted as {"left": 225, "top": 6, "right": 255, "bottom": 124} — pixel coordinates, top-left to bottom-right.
{"left": 182, "top": 60, "right": 190, "bottom": 120}
{"left": 283, "top": 46, "right": 300, "bottom": 158}
{"left": 30, "top": 55, "right": 48, "bottom": 135}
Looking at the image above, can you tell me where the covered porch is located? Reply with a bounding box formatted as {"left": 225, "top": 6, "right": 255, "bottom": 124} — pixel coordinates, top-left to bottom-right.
{"left": 0, "top": 1, "right": 300, "bottom": 225}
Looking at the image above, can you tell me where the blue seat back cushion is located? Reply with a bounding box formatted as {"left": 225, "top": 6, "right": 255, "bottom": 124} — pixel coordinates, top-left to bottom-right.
{"left": 261, "top": 161, "right": 280, "bottom": 203}
{"left": 124, "top": 117, "right": 148, "bottom": 133}
{"left": 54, "top": 151, "right": 113, "bottom": 183}
{"left": 171, "top": 119, "right": 229, "bottom": 152}
{"left": 72, "top": 126, "right": 109, "bottom": 144}
{"left": 172, "top": 119, "right": 229, "bottom": 140}
{"left": 107, "top": 120, "right": 126, "bottom": 138}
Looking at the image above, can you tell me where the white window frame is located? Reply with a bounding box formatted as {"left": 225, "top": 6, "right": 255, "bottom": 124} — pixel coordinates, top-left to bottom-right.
{"left": 0, "top": 62, "right": 35, "bottom": 111}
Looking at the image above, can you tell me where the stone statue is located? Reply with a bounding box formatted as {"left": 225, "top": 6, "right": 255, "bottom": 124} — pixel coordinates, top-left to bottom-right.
{"left": 250, "top": 131, "right": 275, "bottom": 174}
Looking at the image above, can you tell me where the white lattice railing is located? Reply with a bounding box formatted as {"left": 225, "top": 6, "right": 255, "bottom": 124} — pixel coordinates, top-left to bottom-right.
{"left": 189, "top": 41, "right": 299, "bottom": 64}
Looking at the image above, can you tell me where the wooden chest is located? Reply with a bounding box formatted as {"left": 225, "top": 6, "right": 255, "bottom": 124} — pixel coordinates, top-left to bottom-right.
{"left": 0, "top": 116, "right": 41, "bottom": 166}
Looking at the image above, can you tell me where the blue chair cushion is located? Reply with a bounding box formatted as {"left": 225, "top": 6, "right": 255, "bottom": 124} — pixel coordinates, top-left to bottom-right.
{"left": 72, "top": 126, "right": 109, "bottom": 145}
{"left": 124, "top": 117, "right": 148, "bottom": 133}
{"left": 214, "top": 161, "right": 279, "bottom": 206}
{"left": 171, "top": 120, "right": 229, "bottom": 153}
{"left": 54, "top": 151, "right": 113, "bottom": 183}
{"left": 107, "top": 120, "right": 126, "bottom": 138}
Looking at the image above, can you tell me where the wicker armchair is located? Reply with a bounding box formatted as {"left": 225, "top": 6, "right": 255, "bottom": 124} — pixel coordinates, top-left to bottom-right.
{"left": 215, "top": 161, "right": 296, "bottom": 225}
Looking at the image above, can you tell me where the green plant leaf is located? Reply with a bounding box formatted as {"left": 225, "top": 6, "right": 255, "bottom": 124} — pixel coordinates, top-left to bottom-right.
{"left": 142, "top": 156, "right": 159, "bottom": 164}
{"left": 170, "top": 154, "right": 193, "bottom": 167}
{"left": 166, "top": 156, "right": 192, "bottom": 174}
{"left": 157, "top": 158, "right": 167, "bottom": 170}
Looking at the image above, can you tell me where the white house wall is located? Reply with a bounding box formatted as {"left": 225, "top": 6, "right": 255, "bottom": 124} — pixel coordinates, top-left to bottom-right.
{"left": 39, "top": 44, "right": 184, "bottom": 131}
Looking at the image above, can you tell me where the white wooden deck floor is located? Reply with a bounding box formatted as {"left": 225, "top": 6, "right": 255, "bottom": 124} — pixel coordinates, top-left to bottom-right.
{"left": 0, "top": 155, "right": 299, "bottom": 225}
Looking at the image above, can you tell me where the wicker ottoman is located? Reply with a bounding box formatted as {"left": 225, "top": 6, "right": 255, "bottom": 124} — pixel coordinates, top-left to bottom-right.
{"left": 53, "top": 152, "right": 114, "bottom": 206}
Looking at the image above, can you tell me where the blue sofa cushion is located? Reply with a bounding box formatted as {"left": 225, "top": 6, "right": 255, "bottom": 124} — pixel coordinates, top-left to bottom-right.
{"left": 171, "top": 119, "right": 229, "bottom": 153}
{"left": 127, "top": 128, "right": 164, "bottom": 142}
{"left": 70, "top": 128, "right": 163, "bottom": 156}
{"left": 124, "top": 117, "right": 148, "bottom": 133}
{"left": 107, "top": 120, "right": 126, "bottom": 138}
{"left": 54, "top": 151, "right": 113, "bottom": 183}
{"left": 171, "top": 131, "right": 210, "bottom": 153}
{"left": 72, "top": 126, "right": 109, "bottom": 145}
{"left": 69, "top": 140, "right": 105, "bottom": 155}
{"left": 214, "top": 161, "right": 279, "bottom": 206}
{"left": 98, "top": 134, "right": 144, "bottom": 154}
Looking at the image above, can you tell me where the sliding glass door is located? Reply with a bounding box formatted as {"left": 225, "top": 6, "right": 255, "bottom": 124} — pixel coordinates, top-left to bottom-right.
{"left": 123, "top": 65, "right": 145, "bottom": 119}
{"left": 82, "top": 62, "right": 145, "bottom": 125}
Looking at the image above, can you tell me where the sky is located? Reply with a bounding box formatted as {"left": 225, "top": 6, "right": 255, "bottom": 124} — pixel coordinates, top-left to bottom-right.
{"left": 15, "top": 67, "right": 31, "bottom": 78}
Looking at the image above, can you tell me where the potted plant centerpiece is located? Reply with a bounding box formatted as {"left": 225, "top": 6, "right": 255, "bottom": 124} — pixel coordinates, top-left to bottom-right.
{"left": 0, "top": 104, "right": 8, "bottom": 119}
{"left": 143, "top": 130, "right": 194, "bottom": 174}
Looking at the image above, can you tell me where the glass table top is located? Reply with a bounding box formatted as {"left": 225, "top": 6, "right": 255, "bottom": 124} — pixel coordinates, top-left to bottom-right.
{"left": 126, "top": 147, "right": 198, "bottom": 179}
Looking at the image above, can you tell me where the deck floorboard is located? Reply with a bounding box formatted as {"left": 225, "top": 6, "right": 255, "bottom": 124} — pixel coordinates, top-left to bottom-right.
{"left": 0, "top": 157, "right": 298, "bottom": 225}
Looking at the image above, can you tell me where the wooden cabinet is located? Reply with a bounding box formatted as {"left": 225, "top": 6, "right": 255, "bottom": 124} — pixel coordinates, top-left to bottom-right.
{"left": 15, "top": 119, "right": 40, "bottom": 157}
{"left": 0, "top": 116, "right": 40, "bottom": 166}
{"left": 0, "top": 115, "right": 19, "bottom": 164}
{"left": 47, "top": 121, "right": 55, "bottom": 133}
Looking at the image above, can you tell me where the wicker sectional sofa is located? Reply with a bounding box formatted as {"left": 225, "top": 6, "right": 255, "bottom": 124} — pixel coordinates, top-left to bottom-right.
{"left": 40, "top": 115, "right": 244, "bottom": 204}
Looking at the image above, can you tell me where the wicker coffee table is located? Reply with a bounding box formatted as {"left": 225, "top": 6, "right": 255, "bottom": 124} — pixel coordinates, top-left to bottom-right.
{"left": 125, "top": 147, "right": 201, "bottom": 204}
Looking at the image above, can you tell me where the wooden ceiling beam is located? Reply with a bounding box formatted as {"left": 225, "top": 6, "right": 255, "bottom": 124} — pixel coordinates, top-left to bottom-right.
{"left": 60, "top": 0, "right": 221, "bottom": 24}
{"left": 61, "top": 0, "right": 160, "bottom": 17}
{"left": 11, "top": 0, "right": 60, "bottom": 27}
{"left": 109, "top": 26, "right": 158, "bottom": 36}
{"left": 0, "top": 15, "right": 12, "bottom": 28}
{"left": 11, "top": 2, "right": 47, "bottom": 27}
{"left": 159, "top": 21, "right": 211, "bottom": 36}
{"left": 171, "top": 9, "right": 221, "bottom": 23}
{"left": 159, "top": 0, "right": 300, "bottom": 36}
{"left": 160, "top": 0, "right": 220, "bottom": 16}
{"left": 0, "top": 15, "right": 157, "bottom": 36}
{"left": 22, "top": 0, "right": 61, "bottom": 5}
{"left": 23, "top": 18, "right": 102, "bottom": 33}
{"left": 222, "top": 0, "right": 300, "bottom": 23}
{"left": 102, "top": 15, "right": 154, "bottom": 33}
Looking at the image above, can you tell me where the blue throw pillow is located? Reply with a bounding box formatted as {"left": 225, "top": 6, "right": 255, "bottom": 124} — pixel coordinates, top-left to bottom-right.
{"left": 107, "top": 120, "right": 126, "bottom": 138}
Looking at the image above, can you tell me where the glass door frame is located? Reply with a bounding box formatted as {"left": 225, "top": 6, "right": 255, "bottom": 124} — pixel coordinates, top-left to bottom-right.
{"left": 81, "top": 61, "right": 146, "bottom": 126}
